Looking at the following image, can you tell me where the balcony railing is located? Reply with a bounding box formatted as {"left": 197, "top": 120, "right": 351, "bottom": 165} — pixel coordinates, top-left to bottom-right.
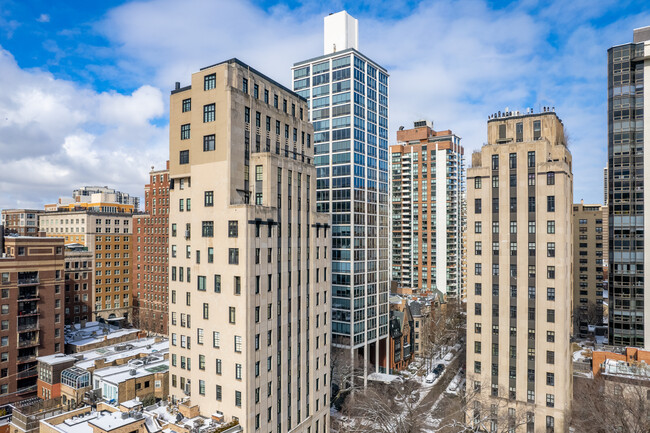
{"left": 17, "top": 309, "right": 39, "bottom": 317}
{"left": 18, "top": 294, "right": 39, "bottom": 302}
{"left": 17, "top": 322, "right": 39, "bottom": 332}
{"left": 18, "top": 338, "right": 39, "bottom": 348}
{"left": 17, "top": 354, "right": 37, "bottom": 364}
{"left": 17, "top": 369, "right": 37, "bottom": 379}
{"left": 17, "top": 278, "right": 39, "bottom": 286}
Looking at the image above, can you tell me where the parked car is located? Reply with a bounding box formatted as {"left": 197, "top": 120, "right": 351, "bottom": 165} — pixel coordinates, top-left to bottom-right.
{"left": 433, "top": 363, "right": 445, "bottom": 376}
{"left": 425, "top": 373, "right": 435, "bottom": 384}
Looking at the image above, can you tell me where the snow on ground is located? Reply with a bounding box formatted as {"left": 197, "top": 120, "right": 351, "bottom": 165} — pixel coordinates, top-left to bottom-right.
{"left": 444, "top": 370, "right": 464, "bottom": 395}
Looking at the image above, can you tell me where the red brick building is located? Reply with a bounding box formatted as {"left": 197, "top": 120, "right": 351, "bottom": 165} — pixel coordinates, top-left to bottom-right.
{"left": 0, "top": 234, "right": 65, "bottom": 404}
{"left": 133, "top": 162, "right": 170, "bottom": 335}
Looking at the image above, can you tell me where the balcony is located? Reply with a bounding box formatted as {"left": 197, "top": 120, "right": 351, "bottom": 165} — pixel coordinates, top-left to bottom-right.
{"left": 17, "top": 277, "right": 39, "bottom": 286}
{"left": 17, "top": 354, "right": 37, "bottom": 364}
{"left": 16, "top": 385, "right": 37, "bottom": 395}
{"left": 18, "top": 338, "right": 39, "bottom": 348}
{"left": 17, "top": 308, "right": 39, "bottom": 317}
{"left": 17, "top": 369, "right": 37, "bottom": 379}
{"left": 18, "top": 294, "right": 39, "bottom": 302}
{"left": 17, "top": 322, "right": 39, "bottom": 332}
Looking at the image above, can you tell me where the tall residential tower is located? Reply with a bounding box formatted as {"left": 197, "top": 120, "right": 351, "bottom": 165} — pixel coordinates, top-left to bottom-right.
{"left": 607, "top": 26, "right": 650, "bottom": 347}
{"left": 391, "top": 121, "right": 465, "bottom": 297}
{"left": 168, "top": 59, "right": 330, "bottom": 432}
{"left": 293, "top": 10, "right": 390, "bottom": 376}
{"left": 467, "top": 109, "right": 573, "bottom": 432}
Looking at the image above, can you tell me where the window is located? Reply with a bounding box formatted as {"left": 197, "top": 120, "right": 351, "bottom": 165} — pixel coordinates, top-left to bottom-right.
{"left": 256, "top": 165, "right": 263, "bottom": 181}
{"left": 204, "top": 73, "right": 216, "bottom": 90}
{"left": 180, "top": 124, "right": 190, "bottom": 140}
{"left": 204, "top": 191, "right": 214, "bottom": 206}
{"left": 203, "top": 134, "right": 215, "bottom": 151}
{"left": 547, "top": 196, "right": 555, "bottom": 212}
{"left": 547, "top": 242, "right": 555, "bottom": 257}
{"left": 546, "top": 372, "right": 554, "bottom": 386}
{"left": 214, "top": 274, "right": 221, "bottom": 292}
{"left": 547, "top": 350, "right": 555, "bottom": 364}
{"left": 509, "top": 153, "right": 517, "bottom": 169}
{"left": 229, "top": 307, "right": 236, "bottom": 324}
{"left": 492, "top": 175, "right": 499, "bottom": 188}
{"left": 202, "top": 221, "right": 213, "bottom": 237}
{"left": 475, "top": 241, "right": 482, "bottom": 255}
{"left": 253, "top": 84, "right": 259, "bottom": 98}
{"left": 213, "top": 331, "right": 220, "bottom": 348}
{"left": 547, "top": 220, "right": 555, "bottom": 234}
{"left": 475, "top": 222, "right": 482, "bottom": 233}
{"left": 235, "top": 336, "right": 242, "bottom": 352}
{"left": 529, "top": 118, "right": 541, "bottom": 139}
{"left": 474, "top": 177, "right": 482, "bottom": 189}
{"left": 546, "top": 394, "right": 554, "bottom": 408}
{"left": 527, "top": 150, "right": 535, "bottom": 167}
{"left": 179, "top": 150, "right": 189, "bottom": 164}
{"left": 475, "top": 303, "right": 482, "bottom": 315}
{"left": 547, "top": 309, "right": 555, "bottom": 323}
{"left": 547, "top": 172, "right": 555, "bottom": 185}
{"left": 474, "top": 361, "right": 481, "bottom": 373}
{"left": 475, "top": 263, "right": 482, "bottom": 275}
{"left": 475, "top": 198, "right": 482, "bottom": 214}
{"left": 235, "top": 390, "right": 242, "bottom": 407}
{"left": 547, "top": 266, "right": 555, "bottom": 279}
{"left": 228, "top": 221, "right": 238, "bottom": 237}
{"left": 203, "top": 103, "right": 215, "bottom": 122}
{"left": 491, "top": 154, "right": 499, "bottom": 170}
{"left": 234, "top": 276, "right": 241, "bottom": 294}
{"left": 198, "top": 276, "right": 206, "bottom": 292}
{"left": 242, "top": 78, "right": 248, "bottom": 93}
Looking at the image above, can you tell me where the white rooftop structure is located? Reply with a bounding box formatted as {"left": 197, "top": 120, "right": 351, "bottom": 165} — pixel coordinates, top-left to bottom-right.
{"left": 65, "top": 321, "right": 140, "bottom": 347}
{"left": 323, "top": 11, "right": 358, "bottom": 54}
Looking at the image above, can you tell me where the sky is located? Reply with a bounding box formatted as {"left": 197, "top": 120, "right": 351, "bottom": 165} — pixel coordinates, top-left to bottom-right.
{"left": 0, "top": 0, "right": 648, "bottom": 210}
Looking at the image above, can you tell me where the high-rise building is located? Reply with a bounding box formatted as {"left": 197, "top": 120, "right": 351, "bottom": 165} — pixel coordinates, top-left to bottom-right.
{"left": 293, "top": 10, "right": 390, "bottom": 376}
{"left": 39, "top": 211, "right": 133, "bottom": 323}
{"left": 45, "top": 187, "right": 138, "bottom": 213}
{"left": 390, "top": 120, "right": 465, "bottom": 297}
{"left": 168, "top": 59, "right": 330, "bottom": 432}
{"left": 607, "top": 26, "right": 650, "bottom": 348}
{"left": 133, "top": 163, "right": 170, "bottom": 335}
{"left": 0, "top": 234, "right": 65, "bottom": 404}
{"left": 1, "top": 209, "right": 44, "bottom": 236}
{"left": 572, "top": 201, "right": 608, "bottom": 337}
{"left": 467, "top": 109, "right": 573, "bottom": 432}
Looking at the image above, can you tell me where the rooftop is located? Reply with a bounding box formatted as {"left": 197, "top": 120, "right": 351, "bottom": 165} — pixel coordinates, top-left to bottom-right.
{"left": 65, "top": 322, "right": 140, "bottom": 346}
{"left": 93, "top": 358, "right": 168, "bottom": 385}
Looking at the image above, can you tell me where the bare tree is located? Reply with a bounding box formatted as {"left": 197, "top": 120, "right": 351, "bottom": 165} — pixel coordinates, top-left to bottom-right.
{"left": 338, "top": 379, "right": 425, "bottom": 433}
{"left": 330, "top": 347, "right": 372, "bottom": 407}
{"left": 571, "top": 376, "right": 650, "bottom": 433}
{"left": 419, "top": 300, "right": 465, "bottom": 374}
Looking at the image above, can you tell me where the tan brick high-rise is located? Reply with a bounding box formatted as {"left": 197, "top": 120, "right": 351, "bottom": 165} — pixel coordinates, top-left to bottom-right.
{"left": 572, "top": 201, "right": 607, "bottom": 337}
{"left": 466, "top": 109, "right": 573, "bottom": 432}
{"left": 168, "top": 59, "right": 330, "bottom": 433}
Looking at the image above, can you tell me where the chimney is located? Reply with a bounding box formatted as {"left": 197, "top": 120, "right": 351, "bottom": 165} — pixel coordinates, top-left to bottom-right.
{"left": 175, "top": 82, "right": 181, "bottom": 90}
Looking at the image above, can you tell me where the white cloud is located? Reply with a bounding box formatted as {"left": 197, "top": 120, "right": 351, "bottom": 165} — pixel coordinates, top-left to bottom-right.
{"left": 36, "top": 14, "right": 50, "bottom": 23}
{"left": 0, "top": 48, "right": 167, "bottom": 210}
{"left": 2, "top": 0, "right": 649, "bottom": 210}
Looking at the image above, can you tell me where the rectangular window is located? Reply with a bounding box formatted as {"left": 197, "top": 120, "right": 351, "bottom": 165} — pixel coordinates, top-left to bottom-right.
{"left": 547, "top": 242, "right": 555, "bottom": 257}
{"left": 547, "top": 196, "right": 555, "bottom": 212}
{"left": 256, "top": 165, "right": 263, "bottom": 181}
{"left": 213, "top": 331, "right": 220, "bottom": 348}
{"left": 547, "top": 309, "right": 555, "bottom": 323}
{"left": 229, "top": 248, "right": 239, "bottom": 264}
{"left": 180, "top": 124, "right": 190, "bottom": 140}
{"left": 533, "top": 120, "right": 541, "bottom": 140}
{"left": 475, "top": 198, "right": 482, "bottom": 214}
{"left": 547, "top": 172, "right": 555, "bottom": 185}
{"left": 527, "top": 150, "right": 535, "bottom": 167}
{"left": 516, "top": 122, "right": 523, "bottom": 142}
{"left": 182, "top": 98, "right": 191, "bottom": 112}
{"left": 474, "top": 177, "right": 482, "bottom": 189}
{"left": 179, "top": 150, "right": 189, "bottom": 164}
{"left": 204, "top": 73, "right": 216, "bottom": 90}
{"left": 235, "top": 335, "right": 242, "bottom": 352}
{"left": 547, "top": 220, "right": 555, "bottom": 234}
{"left": 204, "top": 191, "right": 214, "bottom": 206}
{"left": 202, "top": 221, "right": 214, "bottom": 237}
{"left": 242, "top": 78, "right": 248, "bottom": 93}
{"left": 547, "top": 287, "right": 555, "bottom": 301}
{"left": 198, "top": 276, "right": 206, "bottom": 291}
{"left": 214, "top": 274, "right": 221, "bottom": 292}
{"left": 203, "top": 103, "right": 215, "bottom": 122}
{"left": 229, "top": 307, "right": 236, "bottom": 324}
{"left": 203, "top": 134, "right": 215, "bottom": 151}
{"left": 509, "top": 153, "right": 517, "bottom": 169}
{"left": 228, "top": 221, "right": 238, "bottom": 237}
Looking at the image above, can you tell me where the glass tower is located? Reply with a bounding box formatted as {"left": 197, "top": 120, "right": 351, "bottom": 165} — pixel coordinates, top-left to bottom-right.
{"left": 293, "top": 11, "right": 390, "bottom": 372}
{"left": 607, "top": 27, "right": 650, "bottom": 348}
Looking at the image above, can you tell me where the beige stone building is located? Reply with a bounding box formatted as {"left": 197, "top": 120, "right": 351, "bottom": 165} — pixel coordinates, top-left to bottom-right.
{"left": 168, "top": 59, "right": 330, "bottom": 433}
{"left": 572, "top": 201, "right": 607, "bottom": 336}
{"left": 40, "top": 211, "right": 133, "bottom": 323}
{"left": 466, "top": 109, "right": 573, "bottom": 432}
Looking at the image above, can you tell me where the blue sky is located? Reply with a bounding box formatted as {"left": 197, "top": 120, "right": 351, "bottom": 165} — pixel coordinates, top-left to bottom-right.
{"left": 0, "top": 0, "right": 648, "bottom": 209}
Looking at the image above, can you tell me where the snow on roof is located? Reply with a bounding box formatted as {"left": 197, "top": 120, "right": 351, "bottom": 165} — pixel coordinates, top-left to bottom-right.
{"left": 65, "top": 322, "right": 140, "bottom": 346}
{"left": 38, "top": 353, "right": 78, "bottom": 366}
{"left": 93, "top": 359, "right": 168, "bottom": 385}
{"left": 73, "top": 339, "right": 168, "bottom": 370}
{"left": 89, "top": 411, "right": 144, "bottom": 431}
{"left": 367, "top": 372, "right": 402, "bottom": 384}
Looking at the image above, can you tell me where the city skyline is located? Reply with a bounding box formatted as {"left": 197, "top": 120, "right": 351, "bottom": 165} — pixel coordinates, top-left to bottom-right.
{"left": 0, "top": 0, "right": 648, "bottom": 210}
